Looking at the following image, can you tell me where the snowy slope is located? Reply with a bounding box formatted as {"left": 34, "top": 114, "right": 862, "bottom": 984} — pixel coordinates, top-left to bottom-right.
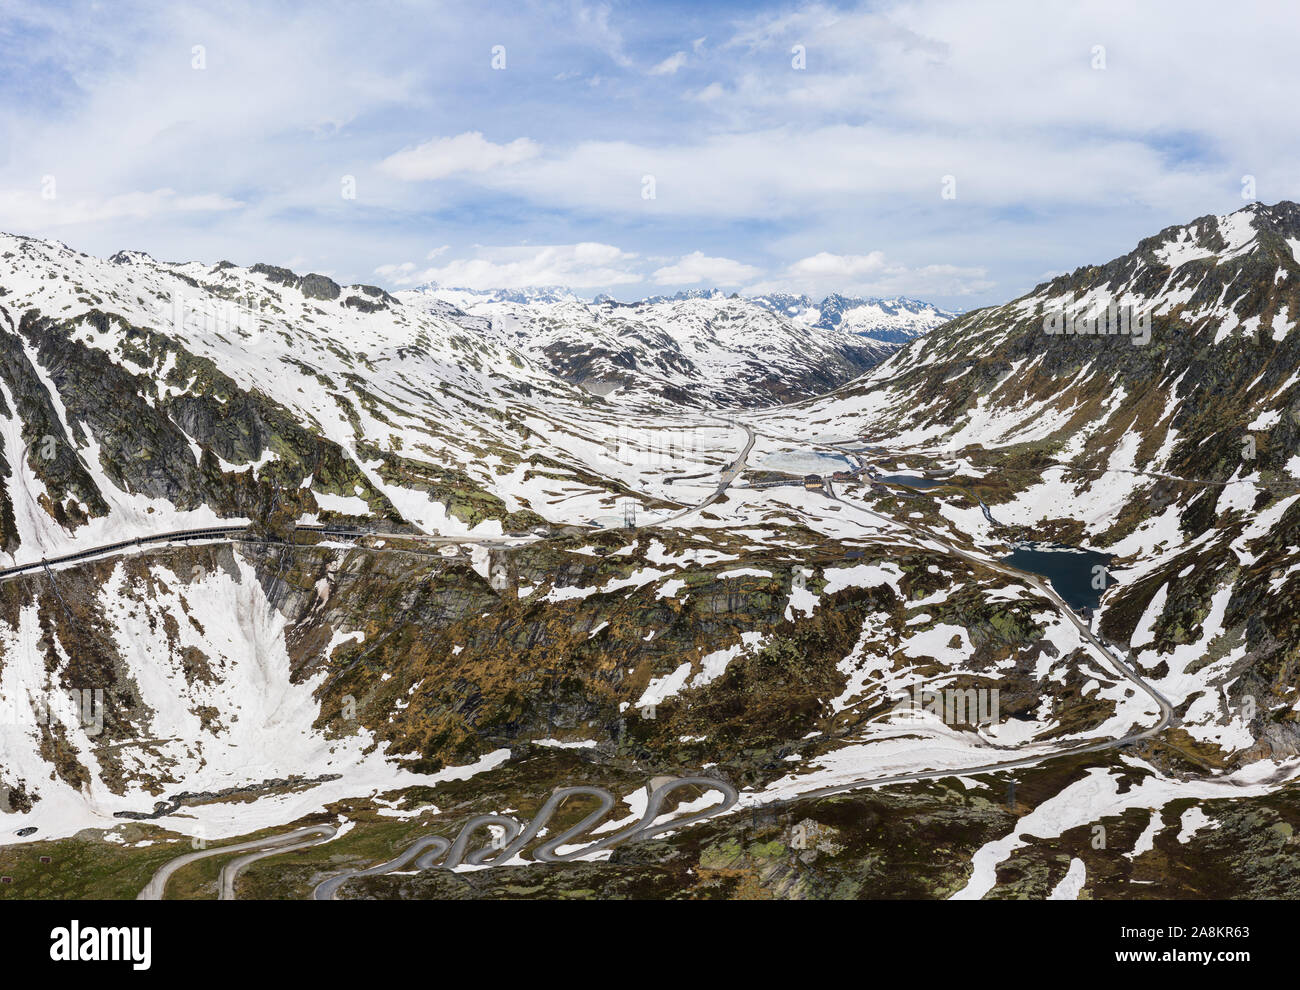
{"left": 401, "top": 286, "right": 896, "bottom": 407}
{"left": 0, "top": 235, "right": 766, "bottom": 556}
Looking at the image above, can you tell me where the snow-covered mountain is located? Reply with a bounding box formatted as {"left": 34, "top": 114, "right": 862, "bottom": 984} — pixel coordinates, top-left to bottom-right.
{"left": 415, "top": 283, "right": 958, "bottom": 360}
{"left": 748, "top": 291, "right": 958, "bottom": 343}
{"left": 409, "top": 283, "right": 585, "bottom": 310}
{"left": 400, "top": 286, "right": 897, "bottom": 406}
{"left": 0, "top": 235, "right": 631, "bottom": 555}
{"left": 6, "top": 209, "right": 1300, "bottom": 901}
{"left": 762, "top": 199, "right": 1300, "bottom": 767}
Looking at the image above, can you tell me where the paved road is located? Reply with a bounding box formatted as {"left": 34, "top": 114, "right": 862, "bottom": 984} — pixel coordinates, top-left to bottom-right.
{"left": 313, "top": 776, "right": 738, "bottom": 899}
{"left": 138, "top": 825, "right": 337, "bottom": 900}
{"left": 740, "top": 425, "right": 1175, "bottom": 809}
{"left": 0, "top": 525, "right": 372, "bottom": 584}
{"left": 218, "top": 826, "right": 339, "bottom": 900}
{"left": 0, "top": 417, "right": 755, "bottom": 586}
{"left": 651, "top": 419, "right": 756, "bottom": 527}
{"left": 0, "top": 407, "right": 764, "bottom": 585}
{"left": 312, "top": 834, "right": 452, "bottom": 901}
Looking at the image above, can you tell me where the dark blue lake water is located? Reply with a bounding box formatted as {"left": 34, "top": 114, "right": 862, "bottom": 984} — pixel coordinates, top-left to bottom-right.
{"left": 998, "top": 543, "right": 1116, "bottom": 612}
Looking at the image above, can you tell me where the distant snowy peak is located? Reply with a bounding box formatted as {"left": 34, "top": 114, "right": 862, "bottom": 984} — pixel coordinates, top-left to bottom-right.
{"left": 407, "top": 282, "right": 583, "bottom": 309}
{"left": 746, "top": 292, "right": 958, "bottom": 343}
{"left": 809, "top": 294, "right": 959, "bottom": 343}
{"left": 399, "top": 286, "right": 895, "bottom": 407}
{"left": 634, "top": 287, "right": 730, "bottom": 305}
{"left": 408, "top": 282, "right": 955, "bottom": 344}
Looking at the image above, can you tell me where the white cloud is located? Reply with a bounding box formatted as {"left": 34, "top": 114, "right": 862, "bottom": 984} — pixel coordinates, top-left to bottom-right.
{"left": 379, "top": 132, "right": 540, "bottom": 182}
{"left": 690, "top": 82, "right": 726, "bottom": 102}
{"left": 787, "top": 251, "right": 888, "bottom": 279}
{"left": 572, "top": 1, "right": 633, "bottom": 68}
{"left": 378, "top": 242, "right": 642, "bottom": 289}
{"left": 650, "top": 51, "right": 688, "bottom": 75}
{"left": 475, "top": 123, "right": 1218, "bottom": 223}
{"left": 653, "top": 251, "right": 759, "bottom": 285}
{"left": 374, "top": 261, "right": 417, "bottom": 279}
{"left": 751, "top": 251, "right": 992, "bottom": 298}
{"left": 373, "top": 241, "right": 990, "bottom": 300}
{"left": 4, "top": 0, "right": 1297, "bottom": 308}
{"left": 0, "top": 187, "right": 241, "bottom": 229}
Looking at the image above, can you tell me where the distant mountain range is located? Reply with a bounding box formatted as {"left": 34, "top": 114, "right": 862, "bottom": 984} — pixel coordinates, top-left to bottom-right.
{"left": 399, "top": 285, "right": 918, "bottom": 406}
{"left": 409, "top": 284, "right": 959, "bottom": 346}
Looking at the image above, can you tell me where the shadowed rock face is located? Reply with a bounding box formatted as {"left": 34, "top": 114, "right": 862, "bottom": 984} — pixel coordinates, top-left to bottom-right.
{"left": 298, "top": 273, "right": 341, "bottom": 301}
{"left": 249, "top": 262, "right": 299, "bottom": 287}
{"left": 249, "top": 263, "right": 341, "bottom": 301}
{"left": 0, "top": 300, "right": 402, "bottom": 550}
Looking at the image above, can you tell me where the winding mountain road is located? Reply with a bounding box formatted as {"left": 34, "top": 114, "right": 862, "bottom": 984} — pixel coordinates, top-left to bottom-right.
{"left": 139, "top": 777, "right": 738, "bottom": 899}
{"left": 138, "top": 825, "right": 337, "bottom": 900}
{"left": 652, "top": 418, "right": 756, "bottom": 526}
{"left": 24, "top": 416, "right": 1176, "bottom": 895}
{"left": 311, "top": 776, "right": 738, "bottom": 900}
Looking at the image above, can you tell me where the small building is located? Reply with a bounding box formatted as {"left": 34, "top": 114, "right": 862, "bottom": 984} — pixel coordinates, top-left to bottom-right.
{"left": 803, "top": 474, "right": 823, "bottom": 492}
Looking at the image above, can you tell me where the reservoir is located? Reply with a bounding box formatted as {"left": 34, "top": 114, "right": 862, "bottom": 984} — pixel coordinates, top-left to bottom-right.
{"left": 999, "top": 542, "right": 1116, "bottom": 612}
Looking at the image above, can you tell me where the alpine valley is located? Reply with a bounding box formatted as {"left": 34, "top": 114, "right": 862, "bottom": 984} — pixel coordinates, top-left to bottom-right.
{"left": 3, "top": 202, "right": 1300, "bottom": 900}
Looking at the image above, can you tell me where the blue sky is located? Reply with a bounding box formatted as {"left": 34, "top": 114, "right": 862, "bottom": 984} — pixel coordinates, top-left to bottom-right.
{"left": 1, "top": 0, "right": 1296, "bottom": 308}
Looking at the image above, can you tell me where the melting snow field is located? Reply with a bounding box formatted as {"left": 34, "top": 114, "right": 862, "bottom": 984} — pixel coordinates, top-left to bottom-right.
{"left": 0, "top": 554, "right": 511, "bottom": 845}
{"left": 950, "top": 757, "right": 1300, "bottom": 900}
